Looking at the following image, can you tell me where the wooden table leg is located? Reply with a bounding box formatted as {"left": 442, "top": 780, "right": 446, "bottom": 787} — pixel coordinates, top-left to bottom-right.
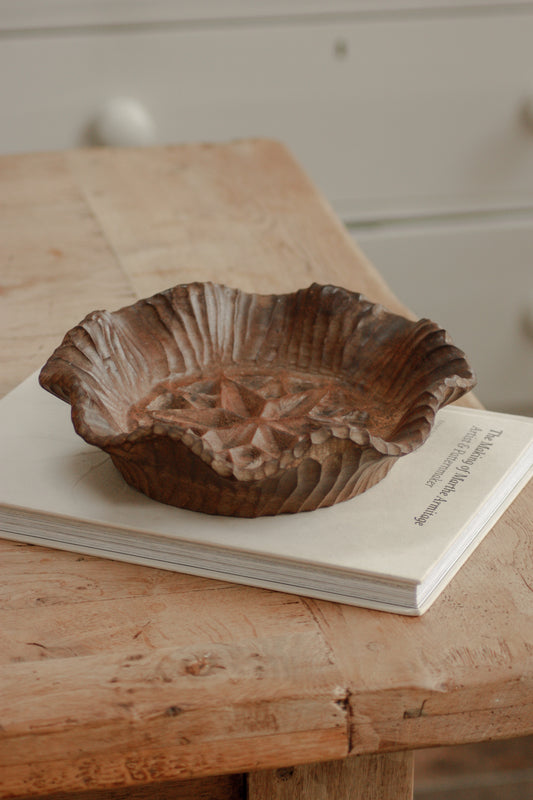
{"left": 247, "top": 752, "right": 414, "bottom": 800}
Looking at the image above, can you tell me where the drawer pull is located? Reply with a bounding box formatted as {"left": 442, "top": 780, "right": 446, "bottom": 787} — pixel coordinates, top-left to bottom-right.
{"left": 91, "top": 98, "right": 156, "bottom": 147}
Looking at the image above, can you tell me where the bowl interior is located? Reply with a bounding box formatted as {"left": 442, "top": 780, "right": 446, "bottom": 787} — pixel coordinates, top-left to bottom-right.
{"left": 40, "top": 282, "right": 476, "bottom": 463}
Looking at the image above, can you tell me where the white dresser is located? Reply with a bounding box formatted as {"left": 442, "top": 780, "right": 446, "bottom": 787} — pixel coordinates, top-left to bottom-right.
{"left": 2, "top": 0, "right": 532, "bottom": 411}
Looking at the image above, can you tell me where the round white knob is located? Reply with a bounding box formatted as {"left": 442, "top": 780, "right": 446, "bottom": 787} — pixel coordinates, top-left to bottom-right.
{"left": 92, "top": 98, "right": 156, "bottom": 147}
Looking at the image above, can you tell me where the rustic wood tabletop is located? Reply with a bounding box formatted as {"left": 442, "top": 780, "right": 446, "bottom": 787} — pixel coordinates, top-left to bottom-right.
{"left": 0, "top": 140, "right": 531, "bottom": 800}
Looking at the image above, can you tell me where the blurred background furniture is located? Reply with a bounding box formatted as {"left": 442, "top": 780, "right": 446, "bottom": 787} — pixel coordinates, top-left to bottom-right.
{"left": 1, "top": 0, "right": 532, "bottom": 413}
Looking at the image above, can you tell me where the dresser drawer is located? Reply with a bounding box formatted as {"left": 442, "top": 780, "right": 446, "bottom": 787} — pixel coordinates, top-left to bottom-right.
{"left": 354, "top": 216, "right": 533, "bottom": 413}
{"left": 1, "top": 10, "right": 533, "bottom": 220}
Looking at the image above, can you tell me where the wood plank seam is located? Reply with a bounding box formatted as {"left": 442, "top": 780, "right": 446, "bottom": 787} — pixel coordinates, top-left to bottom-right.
{"left": 334, "top": 689, "right": 355, "bottom": 754}
{"left": 66, "top": 150, "right": 139, "bottom": 303}
{"left": 299, "top": 597, "right": 354, "bottom": 754}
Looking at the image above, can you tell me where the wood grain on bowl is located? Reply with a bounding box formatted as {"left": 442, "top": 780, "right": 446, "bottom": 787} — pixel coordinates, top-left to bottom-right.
{"left": 39, "top": 282, "right": 476, "bottom": 516}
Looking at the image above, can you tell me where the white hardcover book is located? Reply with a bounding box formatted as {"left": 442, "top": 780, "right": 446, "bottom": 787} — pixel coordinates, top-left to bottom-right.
{"left": 1, "top": 373, "right": 532, "bottom": 615}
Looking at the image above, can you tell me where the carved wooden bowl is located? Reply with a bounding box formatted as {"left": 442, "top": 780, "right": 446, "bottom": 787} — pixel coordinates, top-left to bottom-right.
{"left": 39, "top": 283, "right": 476, "bottom": 517}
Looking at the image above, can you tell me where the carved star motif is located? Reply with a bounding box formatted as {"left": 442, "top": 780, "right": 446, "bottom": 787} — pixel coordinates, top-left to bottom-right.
{"left": 135, "top": 370, "right": 369, "bottom": 476}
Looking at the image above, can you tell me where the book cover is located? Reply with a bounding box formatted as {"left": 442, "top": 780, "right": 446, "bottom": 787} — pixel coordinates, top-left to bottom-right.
{"left": 1, "top": 373, "right": 532, "bottom": 614}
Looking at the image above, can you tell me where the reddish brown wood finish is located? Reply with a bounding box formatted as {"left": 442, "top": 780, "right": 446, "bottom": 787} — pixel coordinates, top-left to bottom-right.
{"left": 39, "top": 283, "right": 474, "bottom": 516}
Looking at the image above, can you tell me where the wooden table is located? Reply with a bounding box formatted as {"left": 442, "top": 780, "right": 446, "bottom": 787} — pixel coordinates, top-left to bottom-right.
{"left": 1, "top": 140, "right": 532, "bottom": 800}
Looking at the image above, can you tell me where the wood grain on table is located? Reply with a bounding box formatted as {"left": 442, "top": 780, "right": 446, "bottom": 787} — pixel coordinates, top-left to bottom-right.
{"left": 0, "top": 140, "right": 531, "bottom": 799}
